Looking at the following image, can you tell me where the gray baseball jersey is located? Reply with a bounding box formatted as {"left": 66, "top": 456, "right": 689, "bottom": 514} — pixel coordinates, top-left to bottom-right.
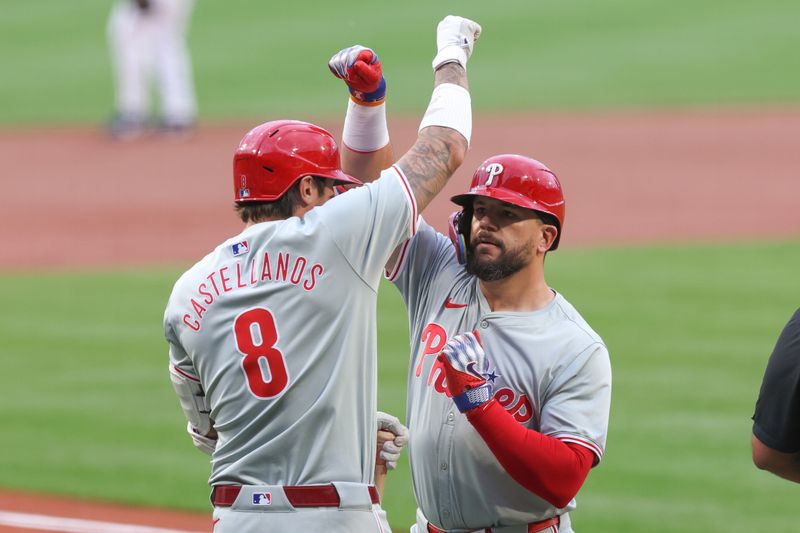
{"left": 164, "top": 166, "right": 416, "bottom": 487}
{"left": 388, "top": 218, "right": 611, "bottom": 531}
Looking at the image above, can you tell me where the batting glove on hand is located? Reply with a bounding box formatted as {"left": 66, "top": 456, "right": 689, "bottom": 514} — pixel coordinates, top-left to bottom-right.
{"left": 187, "top": 422, "right": 217, "bottom": 456}
{"left": 438, "top": 331, "right": 493, "bottom": 413}
{"left": 377, "top": 411, "right": 409, "bottom": 470}
{"left": 329, "top": 45, "right": 386, "bottom": 104}
{"left": 432, "top": 15, "right": 482, "bottom": 71}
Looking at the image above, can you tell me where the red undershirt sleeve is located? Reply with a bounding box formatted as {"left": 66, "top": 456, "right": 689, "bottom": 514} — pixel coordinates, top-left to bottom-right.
{"left": 466, "top": 399, "right": 595, "bottom": 509}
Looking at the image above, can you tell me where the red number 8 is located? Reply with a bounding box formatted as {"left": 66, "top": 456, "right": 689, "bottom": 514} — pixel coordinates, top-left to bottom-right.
{"left": 233, "top": 308, "right": 288, "bottom": 398}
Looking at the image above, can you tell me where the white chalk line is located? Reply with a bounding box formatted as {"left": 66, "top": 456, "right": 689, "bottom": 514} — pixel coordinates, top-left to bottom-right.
{"left": 0, "top": 511, "right": 206, "bottom": 533}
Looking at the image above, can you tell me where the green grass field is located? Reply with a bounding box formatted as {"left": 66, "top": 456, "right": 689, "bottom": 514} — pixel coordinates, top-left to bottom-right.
{"left": 1, "top": 0, "right": 799, "bottom": 124}
{"left": 1, "top": 242, "right": 799, "bottom": 531}
{"left": 2, "top": 1, "right": 800, "bottom": 531}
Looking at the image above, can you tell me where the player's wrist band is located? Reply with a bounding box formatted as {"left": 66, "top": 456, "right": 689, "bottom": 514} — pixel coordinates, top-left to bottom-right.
{"left": 418, "top": 83, "right": 472, "bottom": 147}
{"left": 432, "top": 46, "right": 468, "bottom": 71}
{"left": 349, "top": 76, "right": 386, "bottom": 105}
{"left": 342, "top": 98, "right": 389, "bottom": 153}
{"left": 453, "top": 383, "right": 492, "bottom": 413}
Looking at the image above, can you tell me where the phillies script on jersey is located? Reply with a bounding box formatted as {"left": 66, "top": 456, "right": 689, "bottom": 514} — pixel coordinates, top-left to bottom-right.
{"left": 417, "top": 322, "right": 534, "bottom": 423}
{"left": 182, "top": 250, "right": 324, "bottom": 331}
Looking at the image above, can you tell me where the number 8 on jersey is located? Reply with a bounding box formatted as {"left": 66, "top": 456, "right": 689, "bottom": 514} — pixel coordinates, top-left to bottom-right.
{"left": 234, "top": 308, "right": 289, "bottom": 399}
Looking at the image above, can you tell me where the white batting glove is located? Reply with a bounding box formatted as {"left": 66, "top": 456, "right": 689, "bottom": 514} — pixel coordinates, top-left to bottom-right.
{"left": 377, "top": 411, "right": 409, "bottom": 470}
{"left": 186, "top": 422, "right": 217, "bottom": 456}
{"left": 438, "top": 331, "right": 493, "bottom": 413}
{"left": 432, "top": 15, "right": 482, "bottom": 71}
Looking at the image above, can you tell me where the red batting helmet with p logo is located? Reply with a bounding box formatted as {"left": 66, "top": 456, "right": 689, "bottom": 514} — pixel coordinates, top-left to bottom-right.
{"left": 451, "top": 154, "right": 566, "bottom": 249}
{"left": 233, "top": 120, "right": 362, "bottom": 202}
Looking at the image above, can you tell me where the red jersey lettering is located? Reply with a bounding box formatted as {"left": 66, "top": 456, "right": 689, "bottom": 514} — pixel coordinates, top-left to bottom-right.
{"left": 276, "top": 253, "right": 290, "bottom": 281}
{"left": 303, "top": 264, "right": 323, "bottom": 291}
{"left": 291, "top": 257, "right": 307, "bottom": 284}
{"left": 416, "top": 323, "right": 447, "bottom": 377}
{"left": 219, "top": 266, "right": 232, "bottom": 292}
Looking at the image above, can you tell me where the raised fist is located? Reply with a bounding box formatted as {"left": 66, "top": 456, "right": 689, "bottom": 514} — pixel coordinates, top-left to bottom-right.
{"left": 437, "top": 331, "right": 493, "bottom": 412}
{"left": 328, "top": 45, "right": 386, "bottom": 104}
{"left": 432, "top": 15, "right": 482, "bottom": 71}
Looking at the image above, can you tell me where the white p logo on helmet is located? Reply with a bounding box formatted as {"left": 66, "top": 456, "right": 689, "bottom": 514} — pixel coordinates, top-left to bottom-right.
{"left": 485, "top": 163, "right": 504, "bottom": 186}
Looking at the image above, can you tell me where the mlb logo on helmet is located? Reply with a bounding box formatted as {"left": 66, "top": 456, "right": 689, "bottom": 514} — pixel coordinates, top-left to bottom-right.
{"left": 231, "top": 240, "right": 249, "bottom": 256}
{"left": 252, "top": 492, "right": 272, "bottom": 505}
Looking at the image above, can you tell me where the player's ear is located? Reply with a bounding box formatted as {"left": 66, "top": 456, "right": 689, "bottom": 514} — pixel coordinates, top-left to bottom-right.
{"left": 296, "top": 175, "right": 317, "bottom": 206}
{"left": 538, "top": 224, "right": 558, "bottom": 253}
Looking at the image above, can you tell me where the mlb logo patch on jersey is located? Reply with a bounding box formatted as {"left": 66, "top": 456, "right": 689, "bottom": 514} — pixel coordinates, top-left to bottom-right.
{"left": 252, "top": 492, "right": 271, "bottom": 505}
{"left": 231, "top": 240, "right": 249, "bottom": 256}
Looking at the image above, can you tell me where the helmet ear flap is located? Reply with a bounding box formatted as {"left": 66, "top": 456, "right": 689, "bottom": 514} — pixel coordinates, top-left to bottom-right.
{"left": 459, "top": 205, "right": 472, "bottom": 237}
{"left": 448, "top": 207, "right": 472, "bottom": 264}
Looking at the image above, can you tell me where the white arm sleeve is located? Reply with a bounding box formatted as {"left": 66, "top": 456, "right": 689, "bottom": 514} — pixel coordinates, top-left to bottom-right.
{"left": 169, "top": 364, "right": 213, "bottom": 435}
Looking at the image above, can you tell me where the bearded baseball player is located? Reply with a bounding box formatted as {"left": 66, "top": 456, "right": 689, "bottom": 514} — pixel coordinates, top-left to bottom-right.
{"left": 331, "top": 41, "right": 611, "bottom": 533}
{"left": 164, "top": 15, "right": 481, "bottom": 533}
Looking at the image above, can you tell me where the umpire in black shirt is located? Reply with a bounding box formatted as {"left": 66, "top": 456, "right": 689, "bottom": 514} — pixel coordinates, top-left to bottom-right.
{"left": 752, "top": 307, "right": 800, "bottom": 483}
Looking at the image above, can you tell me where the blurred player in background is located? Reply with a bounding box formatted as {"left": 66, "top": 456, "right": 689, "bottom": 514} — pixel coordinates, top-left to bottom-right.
{"left": 106, "top": 0, "right": 197, "bottom": 139}
{"left": 164, "top": 15, "right": 481, "bottom": 532}
{"left": 330, "top": 28, "right": 611, "bottom": 532}
{"left": 752, "top": 307, "right": 800, "bottom": 483}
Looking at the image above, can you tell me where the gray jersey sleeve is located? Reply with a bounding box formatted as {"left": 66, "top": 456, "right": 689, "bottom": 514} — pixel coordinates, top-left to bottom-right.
{"left": 540, "top": 342, "right": 612, "bottom": 463}
{"left": 388, "top": 218, "right": 462, "bottom": 316}
{"left": 318, "top": 165, "right": 417, "bottom": 290}
{"left": 165, "top": 316, "right": 196, "bottom": 377}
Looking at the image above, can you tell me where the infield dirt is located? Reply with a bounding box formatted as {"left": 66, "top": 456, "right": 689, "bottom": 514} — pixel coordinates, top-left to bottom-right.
{"left": 1, "top": 108, "right": 798, "bottom": 270}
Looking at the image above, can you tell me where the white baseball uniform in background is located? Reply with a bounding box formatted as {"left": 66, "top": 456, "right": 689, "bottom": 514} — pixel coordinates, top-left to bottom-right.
{"left": 388, "top": 219, "right": 611, "bottom": 533}
{"left": 107, "top": 0, "right": 197, "bottom": 128}
{"left": 164, "top": 167, "right": 416, "bottom": 532}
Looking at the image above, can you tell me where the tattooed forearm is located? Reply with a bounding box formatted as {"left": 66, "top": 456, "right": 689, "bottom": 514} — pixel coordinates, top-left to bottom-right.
{"left": 397, "top": 127, "right": 468, "bottom": 212}
{"left": 434, "top": 63, "right": 468, "bottom": 89}
{"left": 392, "top": 57, "right": 469, "bottom": 213}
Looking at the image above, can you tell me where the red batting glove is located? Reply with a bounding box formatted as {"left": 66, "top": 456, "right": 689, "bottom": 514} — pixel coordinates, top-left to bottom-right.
{"left": 437, "top": 331, "right": 493, "bottom": 412}
{"left": 328, "top": 45, "right": 386, "bottom": 104}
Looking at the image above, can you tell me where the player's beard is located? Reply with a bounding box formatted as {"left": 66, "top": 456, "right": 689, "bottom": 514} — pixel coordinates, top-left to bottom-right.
{"left": 465, "top": 235, "right": 533, "bottom": 281}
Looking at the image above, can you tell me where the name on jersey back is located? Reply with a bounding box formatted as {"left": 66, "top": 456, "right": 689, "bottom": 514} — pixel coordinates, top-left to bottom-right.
{"left": 182, "top": 251, "right": 323, "bottom": 331}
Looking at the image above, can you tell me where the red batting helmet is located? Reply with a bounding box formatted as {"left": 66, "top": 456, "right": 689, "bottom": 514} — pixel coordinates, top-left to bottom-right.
{"left": 233, "top": 120, "right": 362, "bottom": 202}
{"left": 451, "top": 154, "right": 566, "bottom": 249}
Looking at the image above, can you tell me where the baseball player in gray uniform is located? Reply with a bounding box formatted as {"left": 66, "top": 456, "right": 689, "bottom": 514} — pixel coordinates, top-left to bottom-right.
{"left": 332, "top": 45, "right": 611, "bottom": 533}
{"left": 164, "top": 15, "right": 482, "bottom": 533}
